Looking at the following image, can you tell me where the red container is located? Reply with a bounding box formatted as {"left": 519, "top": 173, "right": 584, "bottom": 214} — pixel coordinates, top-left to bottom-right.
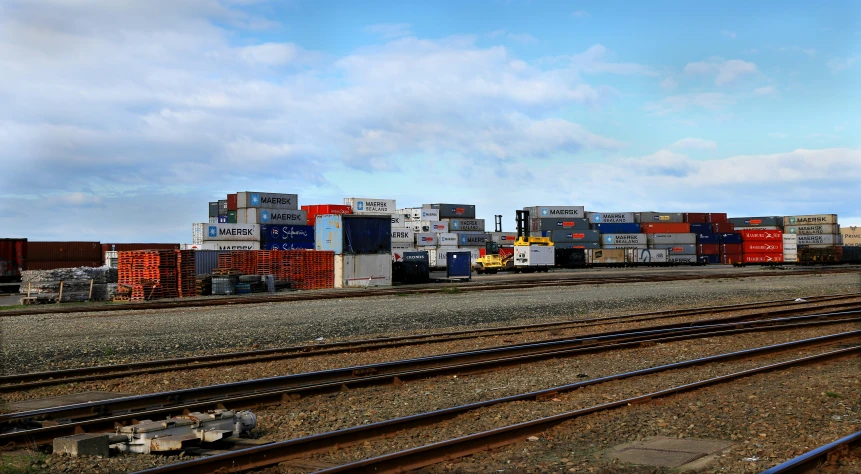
{"left": 0, "top": 238, "right": 27, "bottom": 280}
{"left": 303, "top": 205, "right": 353, "bottom": 225}
{"left": 707, "top": 213, "right": 728, "bottom": 223}
{"left": 227, "top": 194, "right": 238, "bottom": 211}
{"left": 744, "top": 242, "right": 783, "bottom": 253}
{"left": 740, "top": 229, "right": 782, "bottom": 241}
{"left": 698, "top": 244, "right": 720, "bottom": 255}
{"left": 499, "top": 247, "right": 514, "bottom": 258}
{"left": 27, "top": 242, "right": 101, "bottom": 262}
{"left": 26, "top": 260, "right": 102, "bottom": 270}
{"left": 721, "top": 244, "right": 743, "bottom": 254}
{"left": 712, "top": 223, "right": 735, "bottom": 233}
{"left": 722, "top": 253, "right": 743, "bottom": 265}
{"left": 742, "top": 253, "right": 784, "bottom": 263}
{"left": 641, "top": 223, "right": 691, "bottom": 234}
{"left": 684, "top": 213, "right": 708, "bottom": 223}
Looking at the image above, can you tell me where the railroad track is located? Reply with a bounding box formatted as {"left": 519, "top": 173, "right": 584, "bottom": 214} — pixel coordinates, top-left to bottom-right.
{"left": 3, "top": 307, "right": 861, "bottom": 449}
{"left": 762, "top": 431, "right": 861, "bottom": 473}
{"left": 0, "top": 266, "right": 856, "bottom": 318}
{"left": 4, "top": 293, "right": 860, "bottom": 392}
{"left": 132, "top": 334, "right": 861, "bottom": 473}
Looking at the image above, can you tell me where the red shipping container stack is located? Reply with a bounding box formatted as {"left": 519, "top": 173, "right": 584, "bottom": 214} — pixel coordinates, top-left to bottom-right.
{"left": 698, "top": 244, "right": 720, "bottom": 255}
{"left": 640, "top": 223, "right": 691, "bottom": 233}
{"left": 707, "top": 213, "right": 728, "bottom": 223}
{"left": 712, "top": 223, "right": 735, "bottom": 233}
{"left": 740, "top": 229, "right": 784, "bottom": 264}
{"left": 227, "top": 194, "right": 238, "bottom": 211}
{"left": 684, "top": 213, "right": 708, "bottom": 223}
{"left": 302, "top": 205, "right": 352, "bottom": 226}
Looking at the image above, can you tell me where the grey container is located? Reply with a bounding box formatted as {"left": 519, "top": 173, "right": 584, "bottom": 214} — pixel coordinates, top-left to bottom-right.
{"left": 236, "top": 192, "right": 299, "bottom": 210}
{"left": 429, "top": 204, "right": 477, "bottom": 219}
{"left": 524, "top": 206, "right": 585, "bottom": 218}
{"left": 668, "top": 255, "right": 698, "bottom": 264}
{"left": 194, "top": 250, "right": 229, "bottom": 275}
{"left": 603, "top": 244, "right": 647, "bottom": 249}
{"left": 648, "top": 233, "right": 698, "bottom": 245}
{"left": 587, "top": 212, "right": 636, "bottom": 224}
{"left": 530, "top": 218, "right": 589, "bottom": 232}
{"left": 727, "top": 216, "right": 782, "bottom": 227}
{"left": 554, "top": 242, "right": 601, "bottom": 249}
{"left": 655, "top": 244, "right": 697, "bottom": 254}
{"left": 637, "top": 212, "right": 684, "bottom": 223}
{"left": 797, "top": 234, "right": 840, "bottom": 245}
{"left": 784, "top": 224, "right": 840, "bottom": 235}
{"left": 458, "top": 233, "right": 491, "bottom": 247}
{"left": 209, "top": 202, "right": 218, "bottom": 218}
{"left": 550, "top": 229, "right": 600, "bottom": 243}
{"left": 218, "top": 200, "right": 228, "bottom": 215}
{"left": 448, "top": 219, "right": 485, "bottom": 231}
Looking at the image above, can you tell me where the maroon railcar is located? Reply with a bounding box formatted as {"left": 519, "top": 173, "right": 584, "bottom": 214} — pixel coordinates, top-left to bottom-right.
{"left": 0, "top": 238, "right": 27, "bottom": 283}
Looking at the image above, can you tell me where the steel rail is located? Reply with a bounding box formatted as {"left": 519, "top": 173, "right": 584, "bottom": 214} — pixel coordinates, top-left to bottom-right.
{"left": 761, "top": 431, "right": 861, "bottom": 473}
{"left": 1, "top": 267, "right": 855, "bottom": 318}
{"left": 4, "top": 294, "right": 858, "bottom": 392}
{"left": 3, "top": 317, "right": 860, "bottom": 450}
{"left": 133, "top": 338, "right": 861, "bottom": 473}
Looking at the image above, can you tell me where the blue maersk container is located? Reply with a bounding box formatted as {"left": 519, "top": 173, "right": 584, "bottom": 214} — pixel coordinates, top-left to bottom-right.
{"left": 719, "top": 233, "right": 743, "bottom": 244}
{"left": 315, "top": 215, "right": 392, "bottom": 255}
{"left": 260, "top": 225, "right": 314, "bottom": 243}
{"left": 592, "top": 223, "right": 641, "bottom": 234}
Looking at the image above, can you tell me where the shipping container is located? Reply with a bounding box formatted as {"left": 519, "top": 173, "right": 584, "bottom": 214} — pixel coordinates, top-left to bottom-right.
{"left": 589, "top": 248, "right": 627, "bottom": 264}
{"left": 707, "top": 213, "right": 728, "bottom": 223}
{"left": 733, "top": 226, "right": 782, "bottom": 231}
{"left": 428, "top": 247, "right": 480, "bottom": 268}
{"left": 491, "top": 232, "right": 518, "bottom": 244}
{"left": 740, "top": 229, "right": 783, "bottom": 241}
{"left": 410, "top": 220, "right": 449, "bottom": 233}
{"left": 783, "top": 214, "right": 838, "bottom": 226}
{"left": 390, "top": 214, "right": 407, "bottom": 227}
{"left": 391, "top": 228, "right": 415, "bottom": 243}
{"left": 27, "top": 241, "right": 101, "bottom": 262}
{"left": 842, "top": 226, "right": 861, "bottom": 246}
{"left": 204, "top": 241, "right": 261, "bottom": 251}
{"left": 416, "top": 233, "right": 438, "bottom": 247}
{"left": 182, "top": 243, "right": 217, "bottom": 250}
{"left": 302, "top": 204, "right": 352, "bottom": 224}
{"left": 712, "top": 223, "right": 735, "bottom": 233}
{"left": 635, "top": 248, "right": 669, "bottom": 263}
{"left": 554, "top": 242, "right": 602, "bottom": 249}
{"left": 193, "top": 223, "right": 260, "bottom": 243}
{"left": 0, "top": 238, "right": 27, "bottom": 282}
{"left": 218, "top": 200, "right": 228, "bottom": 215}
{"left": 26, "top": 260, "right": 102, "bottom": 270}
{"left": 260, "top": 224, "right": 315, "bottom": 243}
{"left": 315, "top": 215, "right": 391, "bottom": 255}
{"left": 587, "top": 212, "right": 635, "bottom": 224}
{"left": 227, "top": 210, "right": 237, "bottom": 223}
{"left": 743, "top": 242, "right": 783, "bottom": 253}
{"left": 684, "top": 213, "right": 709, "bottom": 223}
{"left": 237, "top": 192, "right": 298, "bottom": 210}
{"left": 667, "top": 255, "right": 698, "bottom": 264}
{"left": 719, "top": 233, "right": 742, "bottom": 244}
{"left": 524, "top": 206, "right": 585, "bottom": 218}
{"left": 235, "top": 208, "right": 307, "bottom": 225}
{"left": 783, "top": 254, "right": 798, "bottom": 263}
{"left": 722, "top": 253, "right": 743, "bottom": 265}
{"left": 783, "top": 234, "right": 798, "bottom": 244}
{"left": 648, "top": 233, "right": 697, "bottom": 245}
{"left": 638, "top": 212, "right": 684, "bottom": 223}
{"left": 727, "top": 216, "right": 781, "bottom": 227}
{"left": 550, "top": 229, "right": 600, "bottom": 243}
{"left": 689, "top": 223, "right": 712, "bottom": 234}
{"left": 698, "top": 244, "right": 720, "bottom": 255}
{"left": 194, "top": 250, "right": 227, "bottom": 275}
{"left": 217, "top": 215, "right": 228, "bottom": 224}
{"left": 335, "top": 254, "right": 392, "bottom": 288}
{"left": 429, "top": 203, "right": 476, "bottom": 219}
{"left": 591, "top": 223, "right": 641, "bottom": 234}
{"left": 100, "top": 243, "right": 180, "bottom": 262}
{"left": 263, "top": 241, "right": 315, "bottom": 251}
{"left": 513, "top": 245, "right": 555, "bottom": 267}
{"left": 721, "top": 244, "right": 743, "bottom": 254}
{"left": 391, "top": 244, "right": 419, "bottom": 262}
{"left": 742, "top": 254, "right": 784, "bottom": 263}
{"left": 344, "top": 198, "right": 396, "bottom": 215}
{"left": 699, "top": 255, "right": 721, "bottom": 264}
{"left": 227, "top": 194, "right": 237, "bottom": 211}
{"left": 797, "top": 234, "right": 841, "bottom": 245}
{"left": 458, "top": 233, "right": 491, "bottom": 247}
{"left": 555, "top": 248, "right": 587, "bottom": 268}
{"left": 658, "top": 244, "right": 697, "bottom": 254}
{"left": 783, "top": 244, "right": 798, "bottom": 253}
{"left": 438, "top": 233, "right": 459, "bottom": 247}
{"left": 601, "top": 234, "right": 647, "bottom": 246}
{"left": 641, "top": 223, "right": 691, "bottom": 234}
{"left": 448, "top": 219, "right": 485, "bottom": 232}
{"left": 784, "top": 224, "right": 840, "bottom": 235}
{"left": 696, "top": 233, "right": 719, "bottom": 244}
{"left": 209, "top": 202, "right": 218, "bottom": 218}
{"left": 530, "top": 218, "right": 590, "bottom": 232}
{"left": 602, "top": 244, "right": 647, "bottom": 249}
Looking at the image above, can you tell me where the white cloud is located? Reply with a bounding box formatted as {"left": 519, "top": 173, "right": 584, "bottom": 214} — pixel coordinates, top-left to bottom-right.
{"left": 754, "top": 86, "right": 776, "bottom": 96}
{"left": 365, "top": 23, "right": 413, "bottom": 39}
{"left": 237, "top": 43, "right": 299, "bottom": 65}
{"left": 721, "top": 30, "right": 736, "bottom": 39}
{"left": 645, "top": 93, "right": 730, "bottom": 116}
{"left": 572, "top": 10, "right": 590, "bottom": 18}
{"left": 827, "top": 55, "right": 859, "bottom": 73}
{"left": 669, "top": 138, "right": 717, "bottom": 150}
{"left": 506, "top": 32, "right": 538, "bottom": 44}
{"left": 684, "top": 57, "right": 758, "bottom": 85}
{"left": 769, "top": 132, "right": 789, "bottom": 139}
{"left": 565, "top": 44, "right": 658, "bottom": 76}
{"left": 660, "top": 77, "right": 678, "bottom": 90}
{"left": 778, "top": 46, "right": 817, "bottom": 57}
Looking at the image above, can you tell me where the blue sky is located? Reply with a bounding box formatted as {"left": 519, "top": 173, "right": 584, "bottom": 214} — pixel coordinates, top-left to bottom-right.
{"left": 0, "top": 0, "right": 859, "bottom": 242}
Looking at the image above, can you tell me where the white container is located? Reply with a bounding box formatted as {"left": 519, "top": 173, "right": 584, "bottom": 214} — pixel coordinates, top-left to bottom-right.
{"left": 420, "top": 209, "right": 440, "bottom": 221}
{"left": 236, "top": 192, "right": 298, "bottom": 210}
{"left": 602, "top": 233, "right": 647, "bottom": 246}
{"left": 783, "top": 254, "right": 798, "bottom": 263}
{"left": 797, "top": 234, "right": 840, "bottom": 245}
{"left": 416, "top": 233, "right": 438, "bottom": 247}
{"left": 458, "top": 233, "right": 491, "bottom": 247}
{"left": 182, "top": 243, "right": 217, "bottom": 250}
{"left": 491, "top": 232, "right": 518, "bottom": 244}
{"left": 391, "top": 228, "right": 415, "bottom": 243}
{"left": 842, "top": 226, "right": 861, "bottom": 246}
{"left": 203, "top": 240, "right": 261, "bottom": 250}
{"left": 513, "top": 245, "right": 555, "bottom": 267}
{"left": 783, "top": 244, "right": 798, "bottom": 253}
{"left": 448, "top": 219, "right": 485, "bottom": 232}
{"left": 603, "top": 244, "right": 648, "bottom": 250}
{"left": 783, "top": 214, "right": 838, "bottom": 226}
{"left": 633, "top": 248, "right": 668, "bottom": 263}
{"left": 647, "top": 233, "right": 697, "bottom": 245}
{"left": 784, "top": 224, "right": 840, "bottom": 235}
{"left": 335, "top": 254, "right": 392, "bottom": 288}
{"left": 344, "top": 198, "right": 397, "bottom": 215}
{"left": 429, "top": 247, "right": 459, "bottom": 268}
{"left": 733, "top": 226, "right": 782, "bottom": 231}
{"left": 391, "top": 214, "right": 408, "bottom": 227}
{"left": 667, "top": 255, "right": 697, "bottom": 264}
{"left": 427, "top": 221, "right": 448, "bottom": 233}
{"left": 235, "top": 208, "right": 307, "bottom": 225}
{"left": 524, "top": 206, "right": 586, "bottom": 218}
{"left": 194, "top": 223, "right": 260, "bottom": 243}
{"left": 438, "top": 233, "right": 459, "bottom": 247}
{"left": 783, "top": 234, "right": 798, "bottom": 244}
{"left": 587, "top": 212, "right": 636, "bottom": 224}
{"left": 391, "top": 244, "right": 418, "bottom": 262}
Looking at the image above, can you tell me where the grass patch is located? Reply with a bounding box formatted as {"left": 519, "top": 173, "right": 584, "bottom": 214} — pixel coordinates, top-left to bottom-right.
{"left": 0, "top": 451, "right": 48, "bottom": 474}
{"left": 825, "top": 391, "right": 841, "bottom": 398}
{"left": 442, "top": 287, "right": 461, "bottom": 294}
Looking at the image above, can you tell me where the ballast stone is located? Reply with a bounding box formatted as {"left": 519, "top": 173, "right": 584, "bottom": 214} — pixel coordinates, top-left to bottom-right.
{"left": 53, "top": 433, "right": 110, "bottom": 457}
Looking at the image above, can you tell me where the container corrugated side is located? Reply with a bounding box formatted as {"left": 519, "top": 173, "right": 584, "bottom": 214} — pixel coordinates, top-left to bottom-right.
{"left": 641, "top": 223, "right": 691, "bottom": 233}
{"left": 638, "top": 212, "right": 684, "bottom": 223}
{"left": 334, "top": 254, "right": 392, "bottom": 288}
{"left": 797, "top": 234, "right": 840, "bottom": 245}
{"left": 524, "top": 206, "right": 585, "bottom": 218}
{"left": 447, "top": 219, "right": 485, "bottom": 232}
{"left": 227, "top": 194, "right": 238, "bottom": 211}
{"left": 784, "top": 224, "right": 840, "bottom": 235}
{"left": 430, "top": 204, "right": 476, "bottom": 219}
{"left": 590, "top": 248, "right": 627, "bottom": 263}
{"left": 601, "top": 234, "right": 647, "bottom": 246}
{"left": 635, "top": 248, "right": 668, "bottom": 263}
{"left": 261, "top": 225, "right": 315, "bottom": 243}
{"left": 197, "top": 223, "right": 260, "bottom": 241}
{"left": 236, "top": 208, "right": 307, "bottom": 225}
{"left": 727, "top": 216, "right": 781, "bottom": 227}
{"left": 27, "top": 242, "right": 101, "bottom": 262}
{"left": 531, "top": 218, "right": 589, "bottom": 232}
{"left": 237, "top": 192, "right": 298, "bottom": 210}
{"left": 101, "top": 243, "right": 180, "bottom": 261}
{"left": 587, "top": 212, "right": 635, "bottom": 224}
{"left": 416, "top": 233, "right": 438, "bottom": 247}
{"left": 391, "top": 228, "right": 415, "bottom": 243}
{"left": 491, "top": 232, "right": 518, "bottom": 244}
{"left": 783, "top": 214, "right": 838, "bottom": 226}
{"left": 647, "top": 233, "right": 697, "bottom": 245}
{"left": 26, "top": 260, "right": 102, "bottom": 270}
{"left": 194, "top": 250, "right": 228, "bottom": 275}
{"left": 209, "top": 202, "right": 218, "bottom": 218}
{"left": 550, "top": 229, "right": 600, "bottom": 243}
{"left": 344, "top": 198, "right": 397, "bottom": 215}
{"left": 592, "top": 223, "right": 641, "bottom": 234}
{"left": 202, "top": 241, "right": 261, "bottom": 251}
{"left": 458, "top": 233, "right": 490, "bottom": 247}
{"left": 0, "top": 238, "right": 27, "bottom": 279}
{"left": 842, "top": 226, "right": 861, "bottom": 246}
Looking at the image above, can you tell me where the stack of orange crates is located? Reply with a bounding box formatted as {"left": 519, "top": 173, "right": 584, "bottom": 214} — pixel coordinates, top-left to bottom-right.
{"left": 303, "top": 251, "right": 334, "bottom": 290}
{"left": 175, "top": 250, "right": 197, "bottom": 297}
{"left": 217, "top": 253, "right": 233, "bottom": 269}
{"left": 256, "top": 250, "right": 273, "bottom": 275}
{"left": 117, "top": 250, "right": 193, "bottom": 300}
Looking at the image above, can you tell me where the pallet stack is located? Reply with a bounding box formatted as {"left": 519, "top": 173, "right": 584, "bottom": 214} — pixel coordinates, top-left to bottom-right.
{"left": 175, "top": 250, "right": 197, "bottom": 297}
{"left": 117, "top": 250, "right": 194, "bottom": 301}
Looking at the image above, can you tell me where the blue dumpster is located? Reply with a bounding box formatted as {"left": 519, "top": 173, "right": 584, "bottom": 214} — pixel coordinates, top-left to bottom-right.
{"left": 446, "top": 251, "right": 472, "bottom": 280}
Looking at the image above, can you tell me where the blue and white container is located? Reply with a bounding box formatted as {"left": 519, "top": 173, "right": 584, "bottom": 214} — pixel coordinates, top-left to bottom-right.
{"left": 237, "top": 192, "right": 298, "bottom": 210}
{"left": 601, "top": 233, "right": 647, "bottom": 246}
{"left": 315, "top": 215, "right": 392, "bottom": 255}
{"left": 263, "top": 241, "right": 315, "bottom": 251}
{"left": 587, "top": 212, "right": 635, "bottom": 224}
{"left": 236, "top": 208, "right": 307, "bottom": 225}
{"left": 592, "top": 223, "right": 641, "bottom": 234}
{"left": 260, "top": 225, "right": 314, "bottom": 243}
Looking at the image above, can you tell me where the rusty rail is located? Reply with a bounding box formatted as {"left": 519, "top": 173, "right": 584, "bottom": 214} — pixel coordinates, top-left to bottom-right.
{"left": 133, "top": 337, "right": 861, "bottom": 473}
{"left": 4, "top": 294, "right": 859, "bottom": 392}
{"left": 3, "top": 312, "right": 861, "bottom": 450}
{"left": 760, "top": 431, "right": 861, "bottom": 473}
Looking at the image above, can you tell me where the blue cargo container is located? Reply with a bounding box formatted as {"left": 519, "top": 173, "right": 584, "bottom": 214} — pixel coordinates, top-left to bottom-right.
{"left": 264, "top": 241, "right": 315, "bottom": 251}
{"left": 699, "top": 255, "right": 721, "bottom": 264}
{"left": 689, "top": 223, "right": 712, "bottom": 234}
{"left": 446, "top": 251, "right": 472, "bottom": 279}
{"left": 719, "top": 233, "right": 743, "bottom": 244}
{"left": 696, "top": 233, "right": 719, "bottom": 244}
{"left": 217, "top": 215, "right": 228, "bottom": 223}
{"left": 260, "top": 225, "right": 314, "bottom": 243}
{"left": 551, "top": 229, "right": 600, "bottom": 243}
{"left": 315, "top": 215, "right": 391, "bottom": 255}
{"left": 592, "top": 223, "right": 641, "bottom": 234}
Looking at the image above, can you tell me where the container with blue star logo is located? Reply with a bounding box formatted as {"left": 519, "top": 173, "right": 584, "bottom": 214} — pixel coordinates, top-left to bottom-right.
{"left": 236, "top": 192, "right": 298, "bottom": 210}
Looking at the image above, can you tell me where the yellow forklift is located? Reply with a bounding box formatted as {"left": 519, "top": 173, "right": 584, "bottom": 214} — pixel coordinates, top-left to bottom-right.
{"left": 473, "top": 215, "right": 513, "bottom": 274}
